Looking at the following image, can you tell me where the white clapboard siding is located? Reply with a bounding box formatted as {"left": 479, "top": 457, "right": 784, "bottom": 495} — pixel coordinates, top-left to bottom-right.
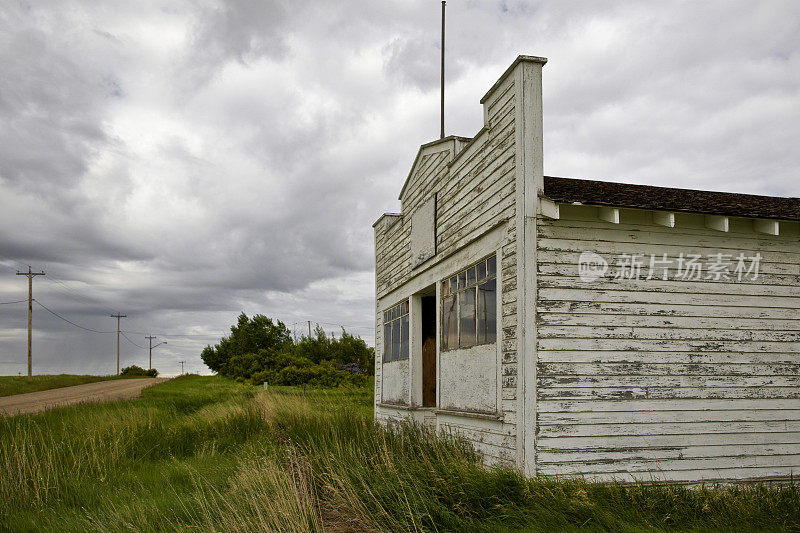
{"left": 538, "top": 350, "right": 799, "bottom": 365}
{"left": 539, "top": 455, "right": 800, "bottom": 477}
{"left": 538, "top": 386, "right": 800, "bottom": 401}
{"left": 374, "top": 74, "right": 522, "bottom": 464}
{"left": 539, "top": 398, "right": 800, "bottom": 413}
{"left": 538, "top": 301, "right": 800, "bottom": 320}
{"left": 535, "top": 209, "right": 800, "bottom": 482}
{"left": 539, "top": 466, "right": 798, "bottom": 484}
{"left": 538, "top": 362, "right": 800, "bottom": 377}
{"left": 538, "top": 313, "right": 800, "bottom": 330}
{"left": 439, "top": 418, "right": 515, "bottom": 466}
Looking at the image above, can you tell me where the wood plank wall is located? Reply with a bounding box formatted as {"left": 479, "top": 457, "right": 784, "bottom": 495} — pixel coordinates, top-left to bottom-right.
{"left": 374, "top": 77, "right": 522, "bottom": 465}
{"left": 535, "top": 205, "right": 800, "bottom": 482}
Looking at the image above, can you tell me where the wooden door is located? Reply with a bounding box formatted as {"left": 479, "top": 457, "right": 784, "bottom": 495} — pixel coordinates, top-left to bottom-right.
{"left": 422, "top": 337, "right": 436, "bottom": 407}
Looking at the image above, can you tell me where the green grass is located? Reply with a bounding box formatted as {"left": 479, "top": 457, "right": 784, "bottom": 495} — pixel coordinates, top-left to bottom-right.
{"left": 0, "top": 374, "right": 138, "bottom": 397}
{"left": 1, "top": 375, "right": 797, "bottom": 532}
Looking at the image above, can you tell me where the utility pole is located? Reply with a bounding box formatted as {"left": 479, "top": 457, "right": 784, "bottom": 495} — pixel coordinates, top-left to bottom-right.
{"left": 109, "top": 313, "right": 126, "bottom": 375}
{"left": 308, "top": 320, "right": 312, "bottom": 338}
{"left": 16, "top": 266, "right": 45, "bottom": 381}
{"left": 179, "top": 360, "right": 185, "bottom": 374}
{"left": 145, "top": 335, "right": 166, "bottom": 370}
{"left": 145, "top": 336, "right": 155, "bottom": 369}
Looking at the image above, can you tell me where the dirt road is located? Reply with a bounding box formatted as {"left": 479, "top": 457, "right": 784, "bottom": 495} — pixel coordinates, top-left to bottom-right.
{"left": 0, "top": 378, "right": 167, "bottom": 416}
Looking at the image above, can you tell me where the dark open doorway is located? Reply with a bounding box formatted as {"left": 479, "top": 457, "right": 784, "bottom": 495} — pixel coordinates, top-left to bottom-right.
{"left": 421, "top": 295, "right": 436, "bottom": 407}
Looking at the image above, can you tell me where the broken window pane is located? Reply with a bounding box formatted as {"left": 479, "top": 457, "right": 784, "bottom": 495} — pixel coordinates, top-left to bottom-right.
{"left": 477, "top": 278, "right": 496, "bottom": 345}
{"left": 384, "top": 322, "right": 392, "bottom": 362}
{"left": 487, "top": 255, "right": 497, "bottom": 276}
{"left": 441, "top": 254, "right": 498, "bottom": 350}
{"left": 391, "top": 318, "right": 400, "bottom": 361}
{"left": 383, "top": 301, "right": 410, "bottom": 361}
{"left": 400, "top": 313, "right": 409, "bottom": 360}
{"left": 477, "top": 261, "right": 487, "bottom": 281}
{"left": 442, "top": 295, "right": 456, "bottom": 350}
{"left": 459, "top": 288, "right": 476, "bottom": 347}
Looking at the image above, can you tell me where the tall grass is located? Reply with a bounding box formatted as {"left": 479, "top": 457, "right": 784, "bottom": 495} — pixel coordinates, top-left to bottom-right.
{"left": 1, "top": 375, "right": 798, "bottom": 532}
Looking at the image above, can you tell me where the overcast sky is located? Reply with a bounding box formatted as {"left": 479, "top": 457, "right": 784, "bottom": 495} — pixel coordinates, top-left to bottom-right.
{"left": 0, "top": 0, "right": 798, "bottom": 376}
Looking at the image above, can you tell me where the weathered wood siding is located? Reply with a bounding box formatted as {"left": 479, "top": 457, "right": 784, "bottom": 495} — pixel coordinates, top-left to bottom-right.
{"left": 373, "top": 213, "right": 401, "bottom": 407}
{"left": 374, "top": 63, "right": 530, "bottom": 466}
{"left": 438, "top": 415, "right": 514, "bottom": 467}
{"left": 535, "top": 204, "right": 800, "bottom": 482}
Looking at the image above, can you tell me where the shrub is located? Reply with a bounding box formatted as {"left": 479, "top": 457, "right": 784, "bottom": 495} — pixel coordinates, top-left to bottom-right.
{"left": 203, "top": 314, "right": 375, "bottom": 387}
{"left": 250, "top": 361, "right": 367, "bottom": 388}
{"left": 120, "top": 365, "right": 158, "bottom": 377}
{"left": 201, "top": 313, "right": 293, "bottom": 374}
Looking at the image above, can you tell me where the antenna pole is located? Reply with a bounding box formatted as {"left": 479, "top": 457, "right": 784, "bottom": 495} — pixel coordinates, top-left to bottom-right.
{"left": 440, "top": 1, "right": 446, "bottom": 139}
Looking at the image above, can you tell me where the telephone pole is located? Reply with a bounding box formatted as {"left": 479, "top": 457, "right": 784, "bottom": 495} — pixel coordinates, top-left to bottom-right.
{"left": 145, "top": 335, "right": 166, "bottom": 370}
{"left": 146, "top": 335, "right": 155, "bottom": 369}
{"left": 308, "top": 320, "right": 312, "bottom": 338}
{"left": 179, "top": 360, "right": 185, "bottom": 375}
{"left": 109, "top": 313, "right": 126, "bottom": 375}
{"left": 16, "top": 266, "right": 45, "bottom": 380}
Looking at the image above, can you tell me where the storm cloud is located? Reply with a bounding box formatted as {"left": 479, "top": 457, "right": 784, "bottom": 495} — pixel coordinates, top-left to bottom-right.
{"left": 0, "top": 0, "right": 798, "bottom": 375}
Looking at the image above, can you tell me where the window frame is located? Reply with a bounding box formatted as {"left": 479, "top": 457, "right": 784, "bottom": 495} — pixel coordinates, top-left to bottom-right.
{"left": 440, "top": 254, "right": 498, "bottom": 352}
{"left": 383, "top": 300, "right": 410, "bottom": 362}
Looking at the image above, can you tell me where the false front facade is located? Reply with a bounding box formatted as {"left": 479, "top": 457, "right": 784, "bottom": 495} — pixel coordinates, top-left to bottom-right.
{"left": 374, "top": 55, "right": 800, "bottom": 482}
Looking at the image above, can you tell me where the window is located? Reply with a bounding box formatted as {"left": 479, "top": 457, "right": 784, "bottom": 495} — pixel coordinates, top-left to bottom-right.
{"left": 383, "top": 300, "right": 409, "bottom": 362}
{"left": 441, "top": 255, "right": 497, "bottom": 350}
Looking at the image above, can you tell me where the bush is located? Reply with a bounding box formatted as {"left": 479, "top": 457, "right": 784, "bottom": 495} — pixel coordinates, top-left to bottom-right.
{"left": 120, "top": 365, "right": 158, "bottom": 377}
{"left": 250, "top": 361, "right": 367, "bottom": 388}
{"left": 201, "top": 313, "right": 292, "bottom": 374}
{"left": 202, "top": 315, "right": 374, "bottom": 387}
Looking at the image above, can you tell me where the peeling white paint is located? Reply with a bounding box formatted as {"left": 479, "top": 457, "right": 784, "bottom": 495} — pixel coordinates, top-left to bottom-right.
{"left": 373, "top": 54, "right": 800, "bottom": 483}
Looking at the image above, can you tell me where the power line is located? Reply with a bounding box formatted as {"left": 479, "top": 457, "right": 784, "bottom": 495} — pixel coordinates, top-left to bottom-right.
{"left": 121, "top": 331, "right": 147, "bottom": 349}
{"left": 44, "top": 275, "right": 121, "bottom": 316}
{"left": 120, "top": 330, "right": 221, "bottom": 338}
{"left": 0, "top": 299, "right": 26, "bottom": 305}
{"left": 32, "top": 300, "right": 373, "bottom": 341}
{"left": 281, "top": 319, "right": 372, "bottom": 331}
{"left": 315, "top": 321, "right": 373, "bottom": 330}
{"left": 34, "top": 300, "right": 115, "bottom": 333}
{"left": 0, "top": 256, "right": 30, "bottom": 273}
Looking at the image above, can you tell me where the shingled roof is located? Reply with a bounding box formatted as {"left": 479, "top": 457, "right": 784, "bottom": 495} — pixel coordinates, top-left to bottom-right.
{"left": 543, "top": 176, "right": 800, "bottom": 222}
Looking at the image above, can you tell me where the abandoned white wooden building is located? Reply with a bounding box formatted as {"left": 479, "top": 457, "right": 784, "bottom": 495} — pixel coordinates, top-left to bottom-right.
{"left": 373, "top": 55, "right": 800, "bottom": 483}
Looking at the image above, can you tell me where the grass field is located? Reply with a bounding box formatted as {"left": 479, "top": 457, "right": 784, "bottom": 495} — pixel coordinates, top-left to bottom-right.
{"left": 0, "top": 374, "right": 132, "bottom": 397}
{"left": 1, "top": 375, "right": 798, "bottom": 532}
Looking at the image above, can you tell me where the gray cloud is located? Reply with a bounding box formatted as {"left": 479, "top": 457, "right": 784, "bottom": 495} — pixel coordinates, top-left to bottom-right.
{"left": 0, "top": 0, "right": 798, "bottom": 375}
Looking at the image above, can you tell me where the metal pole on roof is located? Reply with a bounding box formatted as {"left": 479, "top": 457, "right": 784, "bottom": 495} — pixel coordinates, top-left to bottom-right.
{"left": 440, "top": 1, "right": 445, "bottom": 139}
